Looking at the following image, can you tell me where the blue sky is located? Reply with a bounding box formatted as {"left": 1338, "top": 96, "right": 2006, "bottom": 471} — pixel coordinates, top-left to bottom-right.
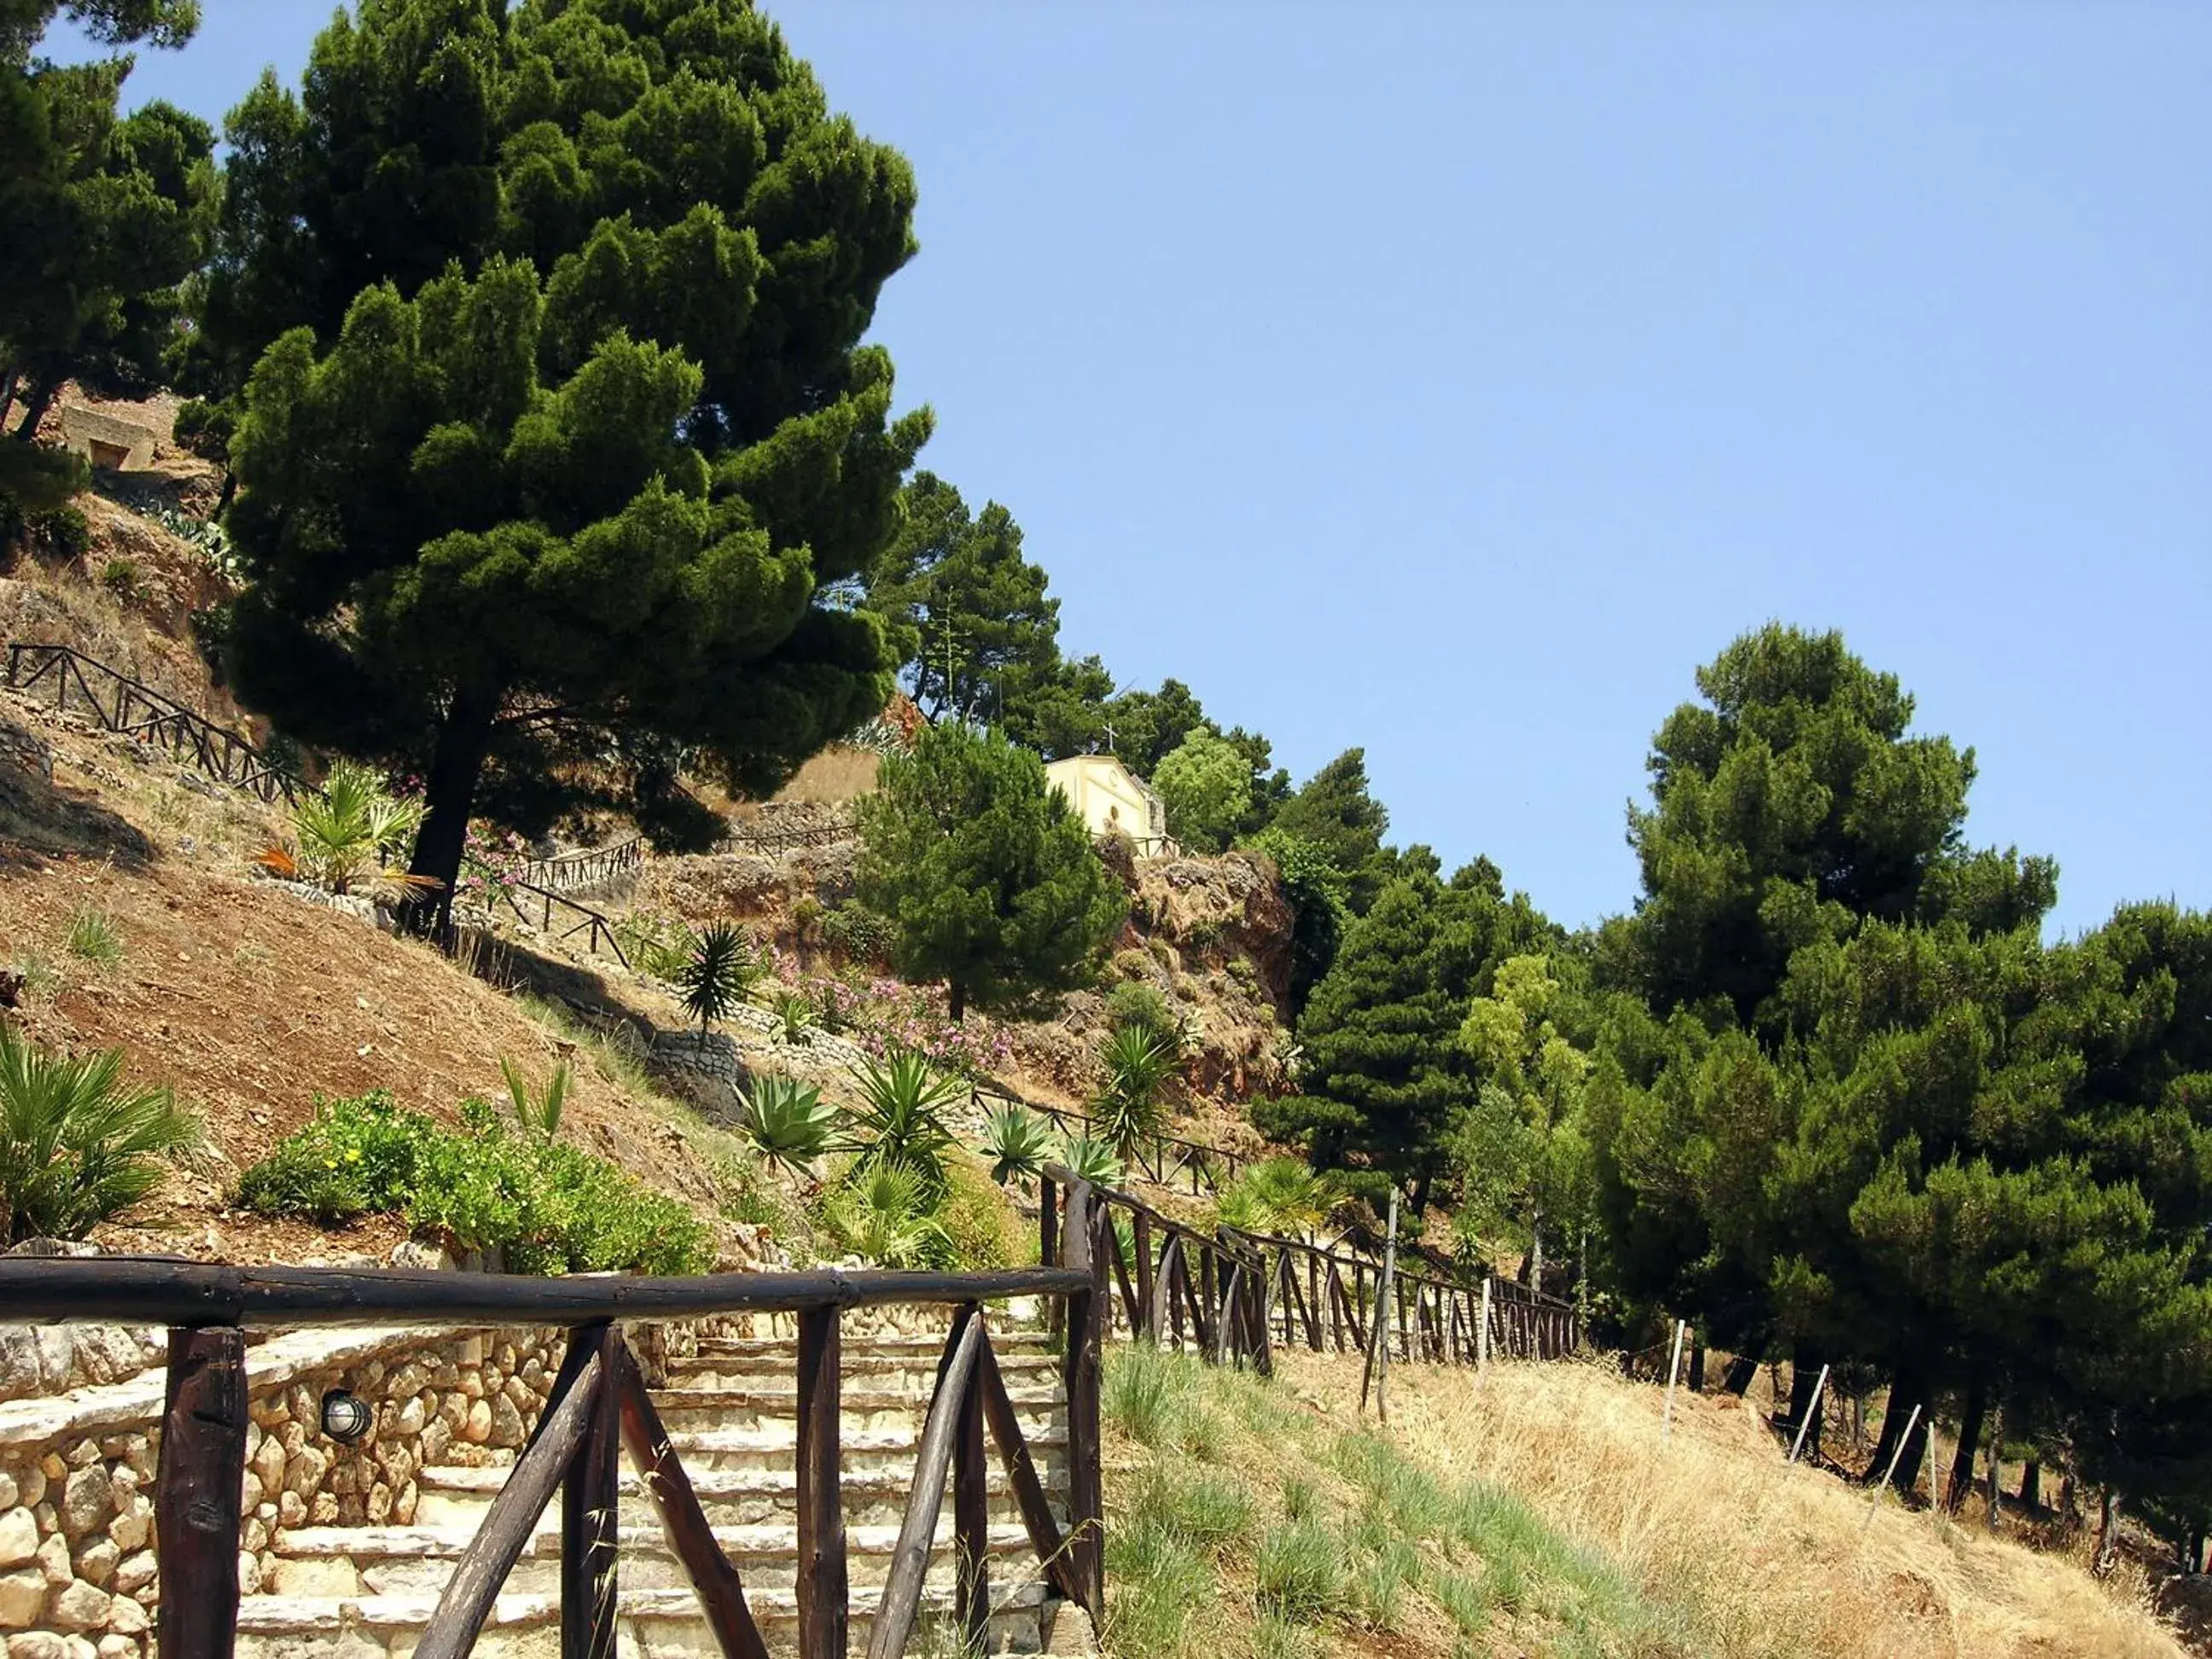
{"left": 61, "top": 2, "right": 2211, "bottom": 939}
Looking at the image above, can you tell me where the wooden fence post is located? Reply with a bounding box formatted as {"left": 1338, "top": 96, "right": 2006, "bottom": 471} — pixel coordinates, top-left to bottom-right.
{"left": 1133, "top": 1208, "right": 1155, "bottom": 1339}
{"left": 562, "top": 1322, "right": 620, "bottom": 1659}
{"left": 954, "top": 1313, "right": 990, "bottom": 1653}
{"left": 1360, "top": 1189, "right": 1400, "bottom": 1422}
{"left": 1063, "top": 1181, "right": 1106, "bottom": 1615}
{"left": 156, "top": 1326, "right": 249, "bottom": 1659}
{"left": 795, "top": 1305, "right": 845, "bottom": 1659}
{"left": 1662, "top": 1319, "right": 1688, "bottom": 1439}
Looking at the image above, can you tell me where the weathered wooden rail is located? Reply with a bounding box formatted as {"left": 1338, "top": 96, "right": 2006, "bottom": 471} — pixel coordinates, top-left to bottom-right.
{"left": 3, "top": 640, "right": 307, "bottom": 803}
{"left": 476, "top": 871, "right": 635, "bottom": 969}
{"left": 1040, "top": 1171, "right": 1580, "bottom": 1377}
{"left": 977, "top": 1081, "right": 1245, "bottom": 1196}
{"left": 0, "top": 1245, "right": 1115, "bottom": 1659}
{"left": 726, "top": 815, "right": 856, "bottom": 854}
{"left": 521, "top": 836, "right": 646, "bottom": 893}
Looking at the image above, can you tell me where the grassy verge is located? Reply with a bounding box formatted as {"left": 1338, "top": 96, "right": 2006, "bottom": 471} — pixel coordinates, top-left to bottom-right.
{"left": 1099, "top": 1344, "right": 2184, "bottom": 1659}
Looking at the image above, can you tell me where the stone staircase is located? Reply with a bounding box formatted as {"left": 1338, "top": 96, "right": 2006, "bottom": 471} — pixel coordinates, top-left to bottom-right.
{"left": 232, "top": 1329, "right": 1084, "bottom": 1658}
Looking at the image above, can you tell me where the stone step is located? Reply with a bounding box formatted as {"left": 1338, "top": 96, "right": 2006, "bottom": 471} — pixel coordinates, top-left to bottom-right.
{"left": 661, "top": 1350, "right": 1062, "bottom": 1388}
{"left": 232, "top": 1580, "right": 1058, "bottom": 1657}
{"left": 273, "top": 1518, "right": 1048, "bottom": 1598}
{"left": 642, "top": 1390, "right": 1062, "bottom": 1440}
{"left": 657, "top": 1421, "right": 1067, "bottom": 1477}
{"left": 686, "top": 1331, "right": 1057, "bottom": 1360}
{"left": 413, "top": 1461, "right": 1067, "bottom": 1533}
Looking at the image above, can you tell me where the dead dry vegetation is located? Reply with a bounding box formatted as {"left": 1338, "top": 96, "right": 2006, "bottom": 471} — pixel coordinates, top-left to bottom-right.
{"left": 1100, "top": 1343, "right": 2185, "bottom": 1659}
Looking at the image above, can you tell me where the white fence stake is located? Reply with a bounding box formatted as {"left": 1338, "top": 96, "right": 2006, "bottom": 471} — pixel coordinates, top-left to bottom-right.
{"left": 1662, "top": 1319, "right": 1687, "bottom": 1439}
{"left": 1788, "top": 1363, "right": 1831, "bottom": 1464}
{"left": 1861, "top": 1403, "right": 1923, "bottom": 1535}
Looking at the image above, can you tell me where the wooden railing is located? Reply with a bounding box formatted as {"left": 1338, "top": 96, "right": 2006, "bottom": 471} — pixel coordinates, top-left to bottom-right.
{"left": 1041, "top": 1170, "right": 1580, "bottom": 1377}
{"left": 0, "top": 1248, "right": 1112, "bottom": 1659}
{"left": 520, "top": 836, "right": 645, "bottom": 893}
{"left": 3, "top": 641, "right": 307, "bottom": 803}
{"left": 476, "top": 874, "right": 634, "bottom": 969}
{"left": 977, "top": 1081, "right": 1246, "bottom": 1196}
{"left": 726, "top": 815, "right": 855, "bottom": 854}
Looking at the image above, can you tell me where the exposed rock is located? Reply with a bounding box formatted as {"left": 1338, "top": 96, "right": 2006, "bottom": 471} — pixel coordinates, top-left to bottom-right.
{"left": 103, "top": 1505, "right": 146, "bottom": 1559}
{"left": 0, "top": 1514, "right": 33, "bottom": 1571}
{"left": 110, "top": 1554, "right": 154, "bottom": 1598}
{"left": 56, "top": 1466, "right": 109, "bottom": 1539}
{"left": 488, "top": 1394, "right": 525, "bottom": 1449}
{"left": 44, "top": 1580, "right": 108, "bottom": 1632}
{"left": 102, "top": 1596, "right": 144, "bottom": 1639}
{"left": 0, "top": 1568, "right": 45, "bottom": 1627}
{"left": 6, "top": 1633, "right": 67, "bottom": 1659}
{"left": 32, "top": 1536, "right": 68, "bottom": 1587}
{"left": 67, "top": 1539, "right": 114, "bottom": 1589}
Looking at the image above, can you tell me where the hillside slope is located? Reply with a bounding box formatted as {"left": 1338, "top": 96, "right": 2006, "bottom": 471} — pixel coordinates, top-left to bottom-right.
{"left": 1101, "top": 1344, "right": 2185, "bottom": 1659}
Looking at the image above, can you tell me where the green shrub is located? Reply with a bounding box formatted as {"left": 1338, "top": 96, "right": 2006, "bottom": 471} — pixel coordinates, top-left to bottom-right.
{"left": 818, "top": 1160, "right": 944, "bottom": 1267}
{"left": 271, "top": 761, "right": 428, "bottom": 901}
{"left": 613, "top": 911, "right": 698, "bottom": 981}
{"left": 236, "top": 1091, "right": 712, "bottom": 1274}
{"left": 0, "top": 1025, "right": 202, "bottom": 1243}
{"left": 733, "top": 1074, "right": 836, "bottom": 1176}
{"left": 840, "top": 1049, "right": 963, "bottom": 1194}
{"left": 1214, "top": 1159, "right": 1346, "bottom": 1239}
{"left": 1059, "top": 1131, "right": 1123, "bottom": 1186}
{"left": 771, "top": 989, "right": 814, "bottom": 1045}
{"left": 35, "top": 507, "right": 90, "bottom": 559}
{"left": 1095, "top": 1024, "right": 1175, "bottom": 1158}
{"left": 938, "top": 1161, "right": 1027, "bottom": 1269}
{"left": 63, "top": 905, "right": 121, "bottom": 966}
{"left": 1106, "top": 979, "right": 1175, "bottom": 1042}
{"left": 98, "top": 556, "right": 139, "bottom": 597}
{"left": 821, "top": 902, "right": 895, "bottom": 963}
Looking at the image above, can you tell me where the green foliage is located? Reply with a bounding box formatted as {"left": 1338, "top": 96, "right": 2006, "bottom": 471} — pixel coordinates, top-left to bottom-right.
{"left": 856, "top": 721, "right": 1126, "bottom": 1020}
{"left": 498, "top": 1055, "right": 568, "bottom": 1142}
{"left": 29, "top": 503, "right": 90, "bottom": 557}
{"left": 819, "top": 901, "right": 894, "bottom": 963}
{"left": 194, "top": 0, "right": 929, "bottom": 900}
{"left": 614, "top": 911, "right": 699, "bottom": 981}
{"left": 0, "top": 1024, "right": 201, "bottom": 1243}
{"left": 981, "top": 1099, "right": 1054, "bottom": 1186}
{"left": 1254, "top": 1518, "right": 1350, "bottom": 1625}
{"left": 97, "top": 556, "right": 137, "bottom": 597}
{"left": 732, "top": 1074, "right": 836, "bottom": 1178}
{"left": 818, "top": 1159, "right": 944, "bottom": 1268}
{"left": 771, "top": 989, "right": 814, "bottom": 1045}
{"left": 1214, "top": 1158, "right": 1346, "bottom": 1239}
{"left": 1059, "top": 1131, "right": 1123, "bottom": 1187}
{"left": 277, "top": 760, "right": 426, "bottom": 899}
{"left": 1269, "top": 749, "right": 1391, "bottom": 914}
{"left": 1094, "top": 1024, "right": 1175, "bottom": 1159}
{"left": 236, "top": 1091, "right": 710, "bottom": 1274}
{"left": 62, "top": 904, "right": 120, "bottom": 966}
{"left": 841, "top": 1049, "right": 963, "bottom": 1193}
{"left": 1105, "top": 979, "right": 1179, "bottom": 1048}
{"left": 1245, "top": 829, "right": 1351, "bottom": 1016}
{"left": 676, "top": 922, "right": 759, "bottom": 1045}
{"left": 1151, "top": 726, "right": 1251, "bottom": 853}
{"left": 938, "top": 1159, "right": 1027, "bottom": 1269}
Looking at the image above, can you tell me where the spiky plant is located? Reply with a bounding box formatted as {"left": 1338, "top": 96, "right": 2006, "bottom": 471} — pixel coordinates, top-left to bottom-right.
{"left": 772, "top": 990, "right": 814, "bottom": 1045}
{"left": 840, "top": 1050, "right": 964, "bottom": 1194}
{"left": 1094, "top": 1024, "right": 1177, "bottom": 1160}
{"left": 823, "top": 1161, "right": 946, "bottom": 1268}
{"left": 736, "top": 1075, "right": 838, "bottom": 1178}
{"left": 0, "top": 1025, "right": 202, "bottom": 1243}
{"left": 1216, "top": 1156, "right": 1346, "bottom": 1239}
{"left": 676, "top": 922, "right": 759, "bottom": 1049}
{"left": 983, "top": 1101, "right": 1055, "bottom": 1187}
{"left": 284, "top": 761, "right": 431, "bottom": 899}
{"left": 1059, "top": 1132, "right": 1123, "bottom": 1189}
{"left": 498, "top": 1056, "right": 570, "bottom": 1142}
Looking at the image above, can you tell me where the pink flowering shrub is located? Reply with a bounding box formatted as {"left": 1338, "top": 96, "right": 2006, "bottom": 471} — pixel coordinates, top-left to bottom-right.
{"left": 766, "top": 950, "right": 1016, "bottom": 1078}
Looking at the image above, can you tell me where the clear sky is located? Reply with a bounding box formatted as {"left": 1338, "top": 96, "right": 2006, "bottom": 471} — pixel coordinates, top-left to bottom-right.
{"left": 58, "top": 2, "right": 2212, "bottom": 940}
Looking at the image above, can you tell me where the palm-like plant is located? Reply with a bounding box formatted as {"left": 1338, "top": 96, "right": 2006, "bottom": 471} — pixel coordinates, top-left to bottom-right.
{"left": 676, "top": 922, "right": 759, "bottom": 1049}
{"left": 0, "top": 1025, "right": 201, "bottom": 1243}
{"left": 498, "top": 1056, "right": 570, "bottom": 1142}
{"left": 277, "top": 761, "right": 432, "bottom": 900}
{"left": 1058, "top": 1132, "right": 1123, "bottom": 1188}
{"left": 772, "top": 990, "right": 814, "bottom": 1045}
{"left": 824, "top": 1161, "right": 946, "bottom": 1268}
{"left": 1094, "top": 1025, "right": 1177, "bottom": 1160}
{"left": 1216, "top": 1157, "right": 1346, "bottom": 1240}
{"left": 841, "top": 1050, "right": 964, "bottom": 1193}
{"left": 983, "top": 1101, "right": 1055, "bottom": 1187}
{"left": 736, "top": 1075, "right": 838, "bottom": 1178}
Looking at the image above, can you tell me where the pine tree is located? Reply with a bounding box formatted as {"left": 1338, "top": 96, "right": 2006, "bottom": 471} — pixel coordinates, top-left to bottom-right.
{"left": 1272, "top": 748, "right": 1393, "bottom": 912}
{"left": 855, "top": 722, "right": 1126, "bottom": 1021}
{"left": 194, "top": 0, "right": 928, "bottom": 914}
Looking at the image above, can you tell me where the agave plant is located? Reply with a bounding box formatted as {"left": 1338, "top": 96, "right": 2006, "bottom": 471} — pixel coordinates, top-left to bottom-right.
{"left": 676, "top": 922, "right": 760, "bottom": 1048}
{"left": 1215, "top": 1156, "right": 1346, "bottom": 1239}
{"left": 1058, "top": 1132, "right": 1123, "bottom": 1188}
{"left": 498, "top": 1056, "right": 570, "bottom": 1142}
{"left": 277, "top": 761, "right": 433, "bottom": 901}
{"left": 736, "top": 1075, "right": 838, "bottom": 1178}
{"left": 0, "top": 1025, "right": 202, "bottom": 1243}
{"left": 982, "top": 1101, "right": 1055, "bottom": 1187}
{"left": 823, "top": 1161, "right": 946, "bottom": 1268}
{"left": 1093, "top": 1024, "right": 1177, "bottom": 1160}
{"left": 840, "top": 1050, "right": 964, "bottom": 1193}
{"left": 771, "top": 990, "right": 815, "bottom": 1045}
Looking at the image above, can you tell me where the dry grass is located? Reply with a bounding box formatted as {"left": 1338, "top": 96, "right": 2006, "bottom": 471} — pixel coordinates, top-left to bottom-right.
{"left": 1326, "top": 1350, "right": 2185, "bottom": 1659}
{"left": 767, "top": 742, "right": 881, "bottom": 803}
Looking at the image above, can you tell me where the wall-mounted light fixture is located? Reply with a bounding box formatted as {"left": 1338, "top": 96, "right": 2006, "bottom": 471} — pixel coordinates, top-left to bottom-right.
{"left": 319, "top": 1389, "right": 372, "bottom": 1445}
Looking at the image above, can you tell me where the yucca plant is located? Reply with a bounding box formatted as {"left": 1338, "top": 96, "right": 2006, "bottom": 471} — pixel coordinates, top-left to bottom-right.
{"left": 676, "top": 922, "right": 759, "bottom": 1049}
{"left": 1094, "top": 1024, "right": 1177, "bottom": 1160}
{"left": 278, "top": 761, "right": 433, "bottom": 901}
{"left": 736, "top": 1075, "right": 838, "bottom": 1178}
{"left": 62, "top": 905, "right": 121, "bottom": 967}
{"left": 823, "top": 1161, "right": 946, "bottom": 1268}
{"left": 498, "top": 1055, "right": 570, "bottom": 1142}
{"left": 1059, "top": 1131, "right": 1123, "bottom": 1188}
{"left": 983, "top": 1101, "right": 1055, "bottom": 1187}
{"left": 841, "top": 1050, "right": 964, "bottom": 1194}
{"left": 1216, "top": 1156, "right": 1346, "bottom": 1239}
{"left": 771, "top": 990, "right": 815, "bottom": 1045}
{"left": 0, "top": 1025, "right": 201, "bottom": 1243}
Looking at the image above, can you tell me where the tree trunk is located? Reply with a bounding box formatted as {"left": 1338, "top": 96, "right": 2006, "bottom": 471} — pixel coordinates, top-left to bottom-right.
{"left": 1720, "top": 1356, "right": 1758, "bottom": 1396}
{"left": 1527, "top": 1209, "right": 1543, "bottom": 1294}
{"left": 1984, "top": 1402, "right": 2002, "bottom": 1532}
{"left": 2094, "top": 1488, "right": 2123, "bottom": 1575}
{"left": 400, "top": 681, "right": 502, "bottom": 937}
{"left": 1787, "top": 1344, "right": 1825, "bottom": 1460}
{"left": 215, "top": 469, "right": 237, "bottom": 516}
{"left": 948, "top": 980, "right": 966, "bottom": 1022}
{"left": 2017, "top": 1459, "right": 2040, "bottom": 1511}
{"left": 0, "top": 366, "right": 17, "bottom": 431}
{"left": 1943, "top": 1370, "right": 1988, "bottom": 1515}
{"left": 10, "top": 375, "right": 57, "bottom": 443}
{"left": 1865, "top": 1365, "right": 1927, "bottom": 1490}
{"left": 1687, "top": 1333, "right": 1706, "bottom": 1394}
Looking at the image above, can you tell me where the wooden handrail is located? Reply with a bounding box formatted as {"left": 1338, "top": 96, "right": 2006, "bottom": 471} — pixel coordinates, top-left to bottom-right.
{"left": 0, "top": 1258, "right": 1091, "bottom": 1328}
